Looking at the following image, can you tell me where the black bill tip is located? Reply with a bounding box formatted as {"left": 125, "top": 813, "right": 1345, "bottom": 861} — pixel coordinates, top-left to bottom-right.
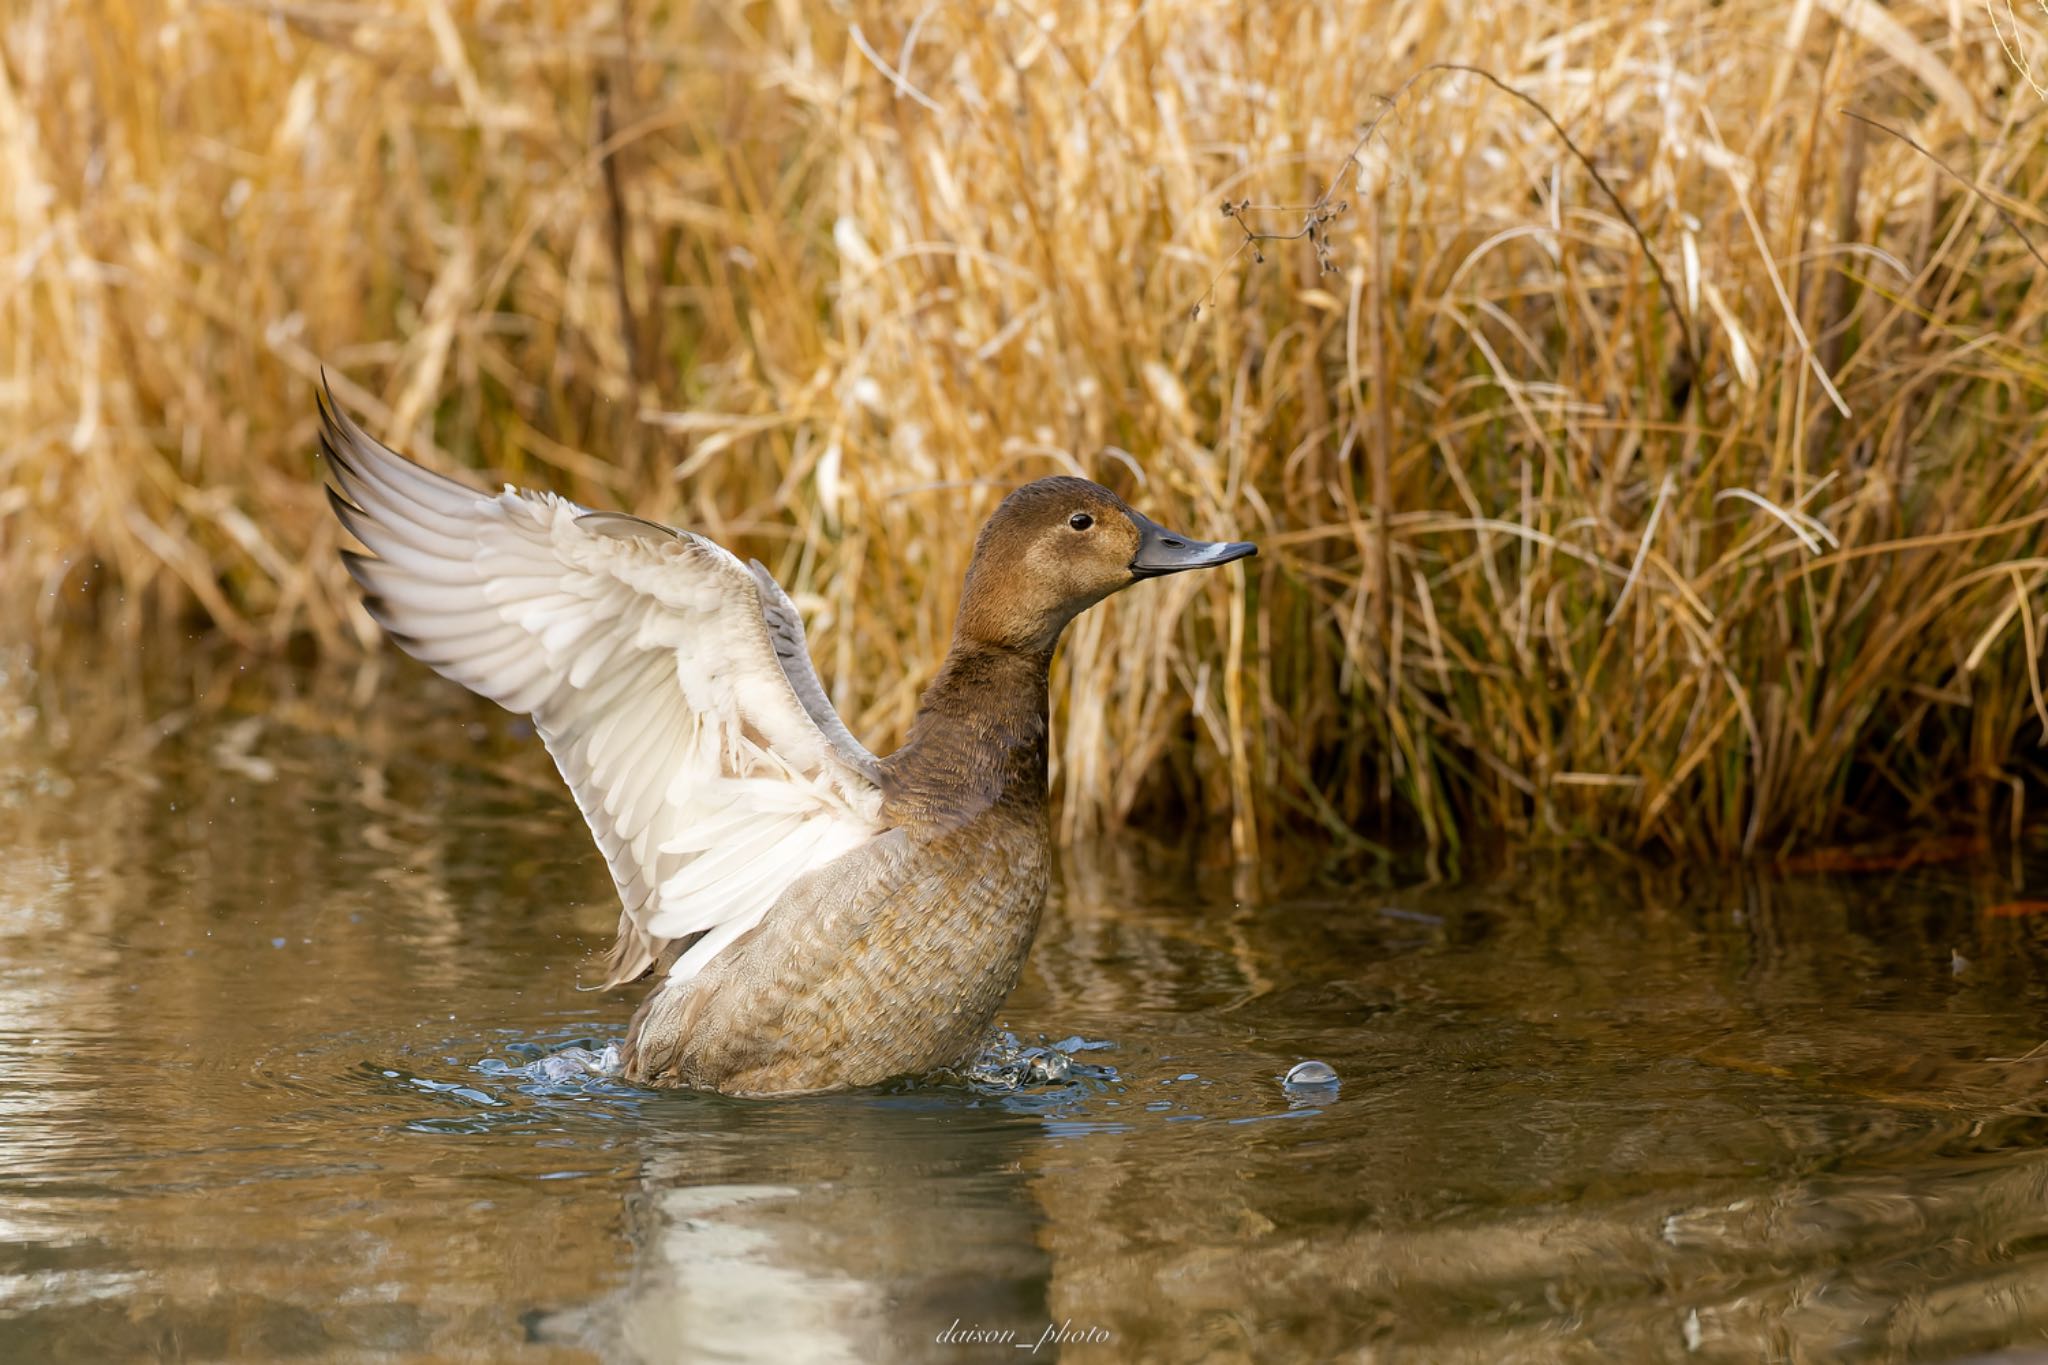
{"left": 1128, "top": 511, "right": 1259, "bottom": 578}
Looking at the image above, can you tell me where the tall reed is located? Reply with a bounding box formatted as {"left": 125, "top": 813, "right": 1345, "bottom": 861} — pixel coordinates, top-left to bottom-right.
{"left": 5, "top": 0, "right": 2046, "bottom": 858}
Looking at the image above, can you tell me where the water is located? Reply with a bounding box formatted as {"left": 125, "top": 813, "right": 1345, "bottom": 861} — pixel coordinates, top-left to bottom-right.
{"left": 8, "top": 658, "right": 2048, "bottom": 1361}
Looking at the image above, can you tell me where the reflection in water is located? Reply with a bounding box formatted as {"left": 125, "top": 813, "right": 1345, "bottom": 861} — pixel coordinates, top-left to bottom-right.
{"left": 6, "top": 655, "right": 2048, "bottom": 1360}
{"left": 540, "top": 1099, "right": 1053, "bottom": 1362}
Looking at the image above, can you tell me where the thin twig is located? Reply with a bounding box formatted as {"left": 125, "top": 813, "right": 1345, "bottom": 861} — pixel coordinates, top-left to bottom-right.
{"left": 1840, "top": 109, "right": 2048, "bottom": 274}
{"left": 1191, "top": 64, "right": 1703, "bottom": 400}
{"left": 1188, "top": 91, "right": 1405, "bottom": 319}
{"left": 1426, "top": 63, "right": 1699, "bottom": 392}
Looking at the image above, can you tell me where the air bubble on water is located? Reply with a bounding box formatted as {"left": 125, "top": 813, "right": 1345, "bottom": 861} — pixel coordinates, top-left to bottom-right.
{"left": 1283, "top": 1059, "right": 1339, "bottom": 1089}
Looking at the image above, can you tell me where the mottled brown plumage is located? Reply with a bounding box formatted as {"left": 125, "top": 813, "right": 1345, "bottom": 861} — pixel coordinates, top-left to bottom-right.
{"left": 319, "top": 386, "right": 1254, "bottom": 1096}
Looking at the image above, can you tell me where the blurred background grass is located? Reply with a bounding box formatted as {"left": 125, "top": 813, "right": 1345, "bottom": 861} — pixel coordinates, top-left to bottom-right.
{"left": 4, "top": 0, "right": 2046, "bottom": 860}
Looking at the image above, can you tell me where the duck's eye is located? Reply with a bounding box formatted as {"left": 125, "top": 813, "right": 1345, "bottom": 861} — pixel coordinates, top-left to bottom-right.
{"left": 1068, "top": 512, "right": 1094, "bottom": 532}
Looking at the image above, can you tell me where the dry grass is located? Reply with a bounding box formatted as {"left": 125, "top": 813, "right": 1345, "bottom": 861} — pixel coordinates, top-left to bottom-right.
{"left": 5, "top": 0, "right": 2048, "bottom": 859}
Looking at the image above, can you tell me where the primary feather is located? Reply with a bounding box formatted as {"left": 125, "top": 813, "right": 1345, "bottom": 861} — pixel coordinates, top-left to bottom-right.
{"left": 317, "top": 384, "right": 885, "bottom": 988}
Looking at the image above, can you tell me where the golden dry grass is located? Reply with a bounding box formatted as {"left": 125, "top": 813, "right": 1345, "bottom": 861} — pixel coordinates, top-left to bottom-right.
{"left": 5, "top": 0, "right": 2047, "bottom": 859}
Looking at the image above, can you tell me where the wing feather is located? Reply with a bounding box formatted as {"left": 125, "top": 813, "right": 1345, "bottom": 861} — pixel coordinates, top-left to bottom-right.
{"left": 318, "top": 381, "right": 885, "bottom": 988}
{"left": 746, "top": 560, "right": 880, "bottom": 783}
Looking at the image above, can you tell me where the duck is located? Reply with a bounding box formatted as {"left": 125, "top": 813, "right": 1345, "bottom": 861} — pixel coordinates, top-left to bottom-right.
{"left": 316, "top": 380, "right": 1256, "bottom": 1096}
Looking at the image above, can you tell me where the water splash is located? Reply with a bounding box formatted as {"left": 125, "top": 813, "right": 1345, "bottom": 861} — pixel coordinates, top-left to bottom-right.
{"left": 962, "top": 1031, "right": 1119, "bottom": 1096}
{"left": 349, "top": 1034, "right": 642, "bottom": 1135}
{"left": 475, "top": 1036, "right": 626, "bottom": 1091}
{"left": 481, "top": 1042, "right": 624, "bottom": 1086}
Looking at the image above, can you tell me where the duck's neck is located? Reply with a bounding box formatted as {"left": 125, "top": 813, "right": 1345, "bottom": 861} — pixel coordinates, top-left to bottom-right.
{"left": 880, "top": 641, "right": 1054, "bottom": 830}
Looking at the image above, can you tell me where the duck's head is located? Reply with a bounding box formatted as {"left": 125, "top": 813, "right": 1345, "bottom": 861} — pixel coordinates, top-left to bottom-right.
{"left": 952, "top": 475, "right": 1257, "bottom": 653}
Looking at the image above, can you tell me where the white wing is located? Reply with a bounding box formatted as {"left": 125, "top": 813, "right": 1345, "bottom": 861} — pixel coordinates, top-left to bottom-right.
{"left": 318, "top": 383, "right": 885, "bottom": 987}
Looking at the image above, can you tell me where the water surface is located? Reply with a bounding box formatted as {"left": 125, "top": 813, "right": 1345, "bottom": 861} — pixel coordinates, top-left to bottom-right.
{"left": 6, "top": 655, "right": 2048, "bottom": 1361}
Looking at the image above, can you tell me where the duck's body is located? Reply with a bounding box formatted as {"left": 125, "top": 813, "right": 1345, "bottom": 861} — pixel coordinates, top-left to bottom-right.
{"left": 318, "top": 381, "right": 1253, "bottom": 1096}
{"left": 626, "top": 648, "right": 1056, "bottom": 1094}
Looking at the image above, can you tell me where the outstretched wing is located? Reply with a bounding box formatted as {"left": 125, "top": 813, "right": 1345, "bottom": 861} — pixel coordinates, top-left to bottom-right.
{"left": 746, "top": 558, "right": 880, "bottom": 782}
{"left": 317, "top": 382, "right": 885, "bottom": 987}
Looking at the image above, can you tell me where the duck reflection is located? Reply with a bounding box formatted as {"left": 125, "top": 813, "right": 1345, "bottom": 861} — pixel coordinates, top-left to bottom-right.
{"left": 535, "top": 1095, "right": 1052, "bottom": 1363}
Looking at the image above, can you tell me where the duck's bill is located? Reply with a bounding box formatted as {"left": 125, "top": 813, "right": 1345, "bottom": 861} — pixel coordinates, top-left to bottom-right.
{"left": 1127, "top": 511, "right": 1259, "bottom": 578}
